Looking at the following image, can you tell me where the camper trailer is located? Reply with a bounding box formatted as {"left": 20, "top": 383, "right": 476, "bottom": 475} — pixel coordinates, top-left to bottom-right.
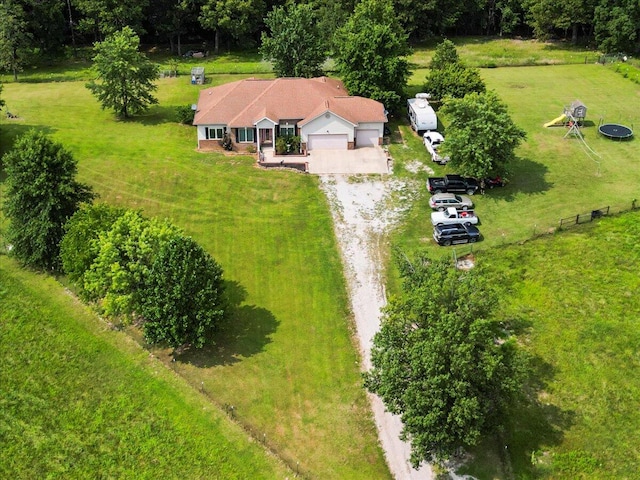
{"left": 407, "top": 93, "right": 437, "bottom": 134}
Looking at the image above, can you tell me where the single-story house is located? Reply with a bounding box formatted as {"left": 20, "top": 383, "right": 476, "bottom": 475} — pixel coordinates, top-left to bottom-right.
{"left": 193, "top": 77, "right": 387, "bottom": 153}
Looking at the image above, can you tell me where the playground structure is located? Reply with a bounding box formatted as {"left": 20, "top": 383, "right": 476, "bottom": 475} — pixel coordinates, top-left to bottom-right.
{"left": 544, "top": 100, "right": 587, "bottom": 128}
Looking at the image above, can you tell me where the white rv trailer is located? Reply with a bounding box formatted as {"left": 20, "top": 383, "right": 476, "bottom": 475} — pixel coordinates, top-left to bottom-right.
{"left": 407, "top": 93, "right": 437, "bottom": 134}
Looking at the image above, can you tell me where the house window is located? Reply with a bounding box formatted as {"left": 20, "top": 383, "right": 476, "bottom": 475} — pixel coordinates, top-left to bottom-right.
{"left": 206, "top": 127, "right": 224, "bottom": 140}
{"left": 237, "top": 127, "right": 255, "bottom": 143}
{"left": 280, "top": 126, "right": 295, "bottom": 137}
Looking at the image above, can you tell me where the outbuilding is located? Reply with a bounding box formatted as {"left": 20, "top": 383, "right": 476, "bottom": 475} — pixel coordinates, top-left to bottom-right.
{"left": 191, "top": 67, "right": 205, "bottom": 85}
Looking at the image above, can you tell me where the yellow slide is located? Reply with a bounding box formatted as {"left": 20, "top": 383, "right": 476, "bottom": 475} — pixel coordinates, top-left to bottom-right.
{"left": 544, "top": 114, "right": 567, "bottom": 127}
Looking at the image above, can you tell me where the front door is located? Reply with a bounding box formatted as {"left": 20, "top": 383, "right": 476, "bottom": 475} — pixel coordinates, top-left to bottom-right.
{"left": 260, "top": 128, "right": 273, "bottom": 146}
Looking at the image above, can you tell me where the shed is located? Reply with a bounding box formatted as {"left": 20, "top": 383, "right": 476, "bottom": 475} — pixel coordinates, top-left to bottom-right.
{"left": 191, "top": 67, "right": 205, "bottom": 85}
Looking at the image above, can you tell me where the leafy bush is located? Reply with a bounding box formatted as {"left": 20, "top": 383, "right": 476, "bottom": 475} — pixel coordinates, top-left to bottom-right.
{"left": 61, "top": 204, "right": 127, "bottom": 293}
{"left": 82, "top": 210, "right": 182, "bottom": 317}
{"left": 275, "top": 135, "right": 301, "bottom": 155}
{"left": 176, "top": 105, "right": 194, "bottom": 124}
{"left": 220, "top": 133, "right": 233, "bottom": 151}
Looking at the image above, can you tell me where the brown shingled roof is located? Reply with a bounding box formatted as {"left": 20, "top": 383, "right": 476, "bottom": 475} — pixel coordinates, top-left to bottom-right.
{"left": 193, "top": 77, "right": 387, "bottom": 127}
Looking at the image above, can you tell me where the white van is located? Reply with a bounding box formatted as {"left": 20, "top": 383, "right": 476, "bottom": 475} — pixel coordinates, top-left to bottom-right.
{"left": 407, "top": 93, "right": 437, "bottom": 134}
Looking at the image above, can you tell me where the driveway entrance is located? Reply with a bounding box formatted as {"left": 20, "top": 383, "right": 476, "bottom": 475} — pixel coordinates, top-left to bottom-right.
{"left": 307, "top": 147, "right": 389, "bottom": 174}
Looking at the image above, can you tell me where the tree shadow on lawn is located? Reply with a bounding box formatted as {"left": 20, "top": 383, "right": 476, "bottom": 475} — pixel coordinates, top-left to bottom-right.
{"left": 0, "top": 123, "right": 57, "bottom": 158}
{"left": 121, "top": 105, "right": 184, "bottom": 126}
{"left": 475, "top": 314, "right": 575, "bottom": 477}
{"left": 502, "top": 353, "right": 576, "bottom": 477}
{"left": 175, "top": 279, "right": 279, "bottom": 367}
{"left": 487, "top": 156, "right": 552, "bottom": 201}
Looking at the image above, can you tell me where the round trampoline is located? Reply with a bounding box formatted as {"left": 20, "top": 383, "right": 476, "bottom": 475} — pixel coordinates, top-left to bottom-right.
{"left": 599, "top": 123, "right": 633, "bottom": 140}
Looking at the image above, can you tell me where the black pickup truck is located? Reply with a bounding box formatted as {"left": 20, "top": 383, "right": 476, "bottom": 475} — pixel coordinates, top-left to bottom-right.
{"left": 427, "top": 174, "right": 479, "bottom": 195}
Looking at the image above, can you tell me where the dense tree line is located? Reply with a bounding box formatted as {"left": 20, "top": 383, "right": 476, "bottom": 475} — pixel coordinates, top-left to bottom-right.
{"left": 0, "top": 0, "right": 636, "bottom": 77}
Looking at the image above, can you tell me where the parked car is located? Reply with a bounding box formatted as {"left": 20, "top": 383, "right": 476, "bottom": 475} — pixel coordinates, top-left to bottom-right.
{"left": 433, "top": 223, "right": 481, "bottom": 246}
{"left": 423, "top": 131, "right": 449, "bottom": 165}
{"left": 431, "top": 207, "right": 479, "bottom": 226}
{"left": 429, "top": 193, "right": 474, "bottom": 211}
{"left": 427, "top": 174, "right": 479, "bottom": 195}
{"left": 183, "top": 50, "right": 206, "bottom": 58}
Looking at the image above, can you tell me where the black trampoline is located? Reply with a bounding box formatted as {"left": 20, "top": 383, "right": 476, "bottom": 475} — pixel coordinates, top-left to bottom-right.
{"left": 599, "top": 123, "right": 633, "bottom": 140}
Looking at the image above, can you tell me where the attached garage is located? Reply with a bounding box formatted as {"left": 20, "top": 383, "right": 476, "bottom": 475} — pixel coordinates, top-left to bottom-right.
{"left": 355, "top": 129, "right": 379, "bottom": 148}
{"left": 307, "top": 134, "right": 348, "bottom": 150}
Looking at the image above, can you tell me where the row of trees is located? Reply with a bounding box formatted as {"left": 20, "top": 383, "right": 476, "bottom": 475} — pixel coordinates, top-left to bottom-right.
{"left": 0, "top": 0, "right": 637, "bottom": 79}
{"left": 2, "top": 130, "right": 226, "bottom": 349}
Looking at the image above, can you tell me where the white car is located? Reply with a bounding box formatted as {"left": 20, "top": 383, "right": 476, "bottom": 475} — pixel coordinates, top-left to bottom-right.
{"left": 423, "top": 131, "right": 449, "bottom": 165}
{"left": 431, "top": 207, "right": 479, "bottom": 226}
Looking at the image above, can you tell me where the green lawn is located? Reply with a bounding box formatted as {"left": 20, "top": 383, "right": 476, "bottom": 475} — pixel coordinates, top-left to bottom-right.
{"left": 0, "top": 78, "right": 389, "bottom": 478}
{"left": 0, "top": 255, "right": 290, "bottom": 479}
{"left": 463, "top": 211, "right": 640, "bottom": 478}
{"left": 395, "top": 64, "right": 640, "bottom": 258}
{"left": 409, "top": 37, "right": 600, "bottom": 69}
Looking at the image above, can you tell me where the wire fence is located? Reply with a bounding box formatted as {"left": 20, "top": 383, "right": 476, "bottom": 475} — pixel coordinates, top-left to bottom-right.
{"left": 452, "top": 199, "right": 639, "bottom": 267}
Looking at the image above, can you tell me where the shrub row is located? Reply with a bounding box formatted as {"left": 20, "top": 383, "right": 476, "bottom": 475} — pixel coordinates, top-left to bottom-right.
{"left": 60, "top": 205, "right": 226, "bottom": 348}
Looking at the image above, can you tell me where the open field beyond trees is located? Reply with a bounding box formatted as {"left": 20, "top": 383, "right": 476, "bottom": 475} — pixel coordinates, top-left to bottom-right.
{"left": 2, "top": 39, "right": 640, "bottom": 478}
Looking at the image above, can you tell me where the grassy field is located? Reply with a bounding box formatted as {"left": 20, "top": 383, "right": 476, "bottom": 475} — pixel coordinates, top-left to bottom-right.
{"left": 2, "top": 38, "right": 640, "bottom": 479}
{"left": 0, "top": 255, "right": 291, "bottom": 479}
{"left": 0, "top": 78, "right": 389, "bottom": 478}
{"left": 462, "top": 210, "right": 640, "bottom": 478}
{"left": 409, "top": 37, "right": 600, "bottom": 69}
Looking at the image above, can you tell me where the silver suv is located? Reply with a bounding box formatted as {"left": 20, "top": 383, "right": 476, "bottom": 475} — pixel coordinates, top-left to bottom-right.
{"left": 429, "top": 193, "right": 474, "bottom": 211}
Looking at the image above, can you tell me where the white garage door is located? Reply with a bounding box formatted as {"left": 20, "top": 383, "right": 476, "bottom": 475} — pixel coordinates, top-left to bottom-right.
{"left": 356, "top": 129, "right": 379, "bottom": 148}
{"left": 307, "top": 134, "right": 348, "bottom": 150}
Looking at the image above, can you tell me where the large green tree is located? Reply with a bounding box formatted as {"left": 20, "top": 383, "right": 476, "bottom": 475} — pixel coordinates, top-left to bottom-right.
{"left": 440, "top": 91, "right": 526, "bottom": 179}
{"left": 424, "top": 40, "right": 486, "bottom": 101}
{"left": 75, "top": 0, "right": 148, "bottom": 39}
{"left": 260, "top": 3, "right": 326, "bottom": 78}
{"left": 2, "top": 130, "right": 94, "bottom": 271}
{"left": 365, "top": 252, "right": 527, "bottom": 466}
{"left": 140, "top": 235, "right": 226, "bottom": 348}
{"left": 594, "top": 0, "right": 640, "bottom": 53}
{"left": 86, "top": 26, "right": 159, "bottom": 118}
{"left": 0, "top": 0, "right": 32, "bottom": 81}
{"left": 147, "top": 0, "right": 202, "bottom": 56}
{"left": 524, "top": 0, "right": 596, "bottom": 43}
{"left": 199, "top": 0, "right": 265, "bottom": 53}
{"left": 333, "top": 0, "right": 411, "bottom": 112}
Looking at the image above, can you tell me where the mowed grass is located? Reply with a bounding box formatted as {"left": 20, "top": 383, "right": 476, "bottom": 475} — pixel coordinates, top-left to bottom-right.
{"left": 394, "top": 64, "right": 640, "bottom": 258}
{"left": 392, "top": 51, "right": 640, "bottom": 477}
{"left": 463, "top": 211, "right": 640, "bottom": 478}
{"left": 0, "top": 78, "right": 389, "bottom": 478}
{"left": 410, "top": 37, "right": 599, "bottom": 69}
{"left": 0, "top": 255, "right": 290, "bottom": 479}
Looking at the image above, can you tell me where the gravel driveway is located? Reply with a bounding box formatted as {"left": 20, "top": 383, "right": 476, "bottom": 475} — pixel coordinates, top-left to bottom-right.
{"left": 319, "top": 174, "right": 433, "bottom": 480}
